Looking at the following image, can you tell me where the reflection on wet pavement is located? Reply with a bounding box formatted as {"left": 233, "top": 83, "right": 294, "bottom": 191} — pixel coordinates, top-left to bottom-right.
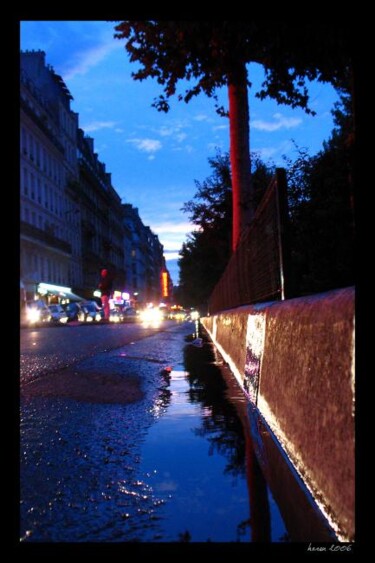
{"left": 20, "top": 323, "right": 290, "bottom": 542}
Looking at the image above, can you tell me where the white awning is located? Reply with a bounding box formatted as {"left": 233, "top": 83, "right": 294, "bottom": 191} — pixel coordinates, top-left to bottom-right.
{"left": 37, "top": 283, "right": 84, "bottom": 302}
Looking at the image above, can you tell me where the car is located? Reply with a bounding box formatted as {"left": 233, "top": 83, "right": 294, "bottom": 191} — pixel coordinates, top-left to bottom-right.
{"left": 109, "top": 307, "right": 124, "bottom": 323}
{"left": 123, "top": 307, "right": 138, "bottom": 321}
{"left": 25, "top": 299, "right": 52, "bottom": 325}
{"left": 48, "top": 304, "right": 69, "bottom": 324}
{"left": 63, "top": 301, "right": 85, "bottom": 322}
{"left": 169, "top": 308, "right": 187, "bottom": 321}
{"left": 80, "top": 301, "right": 104, "bottom": 322}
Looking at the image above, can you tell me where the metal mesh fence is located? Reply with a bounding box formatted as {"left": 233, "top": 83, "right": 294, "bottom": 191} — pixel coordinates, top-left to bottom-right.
{"left": 208, "top": 169, "right": 289, "bottom": 314}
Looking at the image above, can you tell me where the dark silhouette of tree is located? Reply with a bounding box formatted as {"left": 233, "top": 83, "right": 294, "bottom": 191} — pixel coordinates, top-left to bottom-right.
{"left": 178, "top": 151, "right": 274, "bottom": 308}
{"left": 183, "top": 341, "right": 246, "bottom": 479}
{"left": 285, "top": 89, "right": 354, "bottom": 294}
{"left": 114, "top": 21, "right": 352, "bottom": 251}
{"left": 177, "top": 80, "right": 353, "bottom": 305}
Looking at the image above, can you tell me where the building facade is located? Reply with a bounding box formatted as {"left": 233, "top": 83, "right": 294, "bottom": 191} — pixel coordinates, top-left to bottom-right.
{"left": 21, "top": 50, "right": 170, "bottom": 307}
{"left": 75, "top": 129, "right": 125, "bottom": 298}
{"left": 122, "top": 204, "right": 167, "bottom": 305}
{"left": 20, "top": 50, "right": 82, "bottom": 300}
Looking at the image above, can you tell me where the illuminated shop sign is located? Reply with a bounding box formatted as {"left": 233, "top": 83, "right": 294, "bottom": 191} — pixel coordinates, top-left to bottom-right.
{"left": 161, "top": 271, "right": 169, "bottom": 298}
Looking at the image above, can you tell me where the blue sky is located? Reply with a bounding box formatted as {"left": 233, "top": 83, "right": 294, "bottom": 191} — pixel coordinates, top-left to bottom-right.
{"left": 20, "top": 21, "right": 340, "bottom": 285}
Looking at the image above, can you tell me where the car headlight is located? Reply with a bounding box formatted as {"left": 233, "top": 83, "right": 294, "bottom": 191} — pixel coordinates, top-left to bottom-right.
{"left": 27, "top": 309, "right": 41, "bottom": 323}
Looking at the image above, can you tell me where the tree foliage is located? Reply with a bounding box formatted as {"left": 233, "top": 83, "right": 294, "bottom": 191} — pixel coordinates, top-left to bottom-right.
{"left": 114, "top": 21, "right": 353, "bottom": 250}
{"left": 285, "top": 89, "right": 354, "bottom": 295}
{"left": 178, "top": 86, "right": 354, "bottom": 307}
{"left": 178, "top": 151, "right": 274, "bottom": 308}
{"left": 114, "top": 21, "right": 351, "bottom": 114}
{"left": 114, "top": 21, "right": 354, "bottom": 301}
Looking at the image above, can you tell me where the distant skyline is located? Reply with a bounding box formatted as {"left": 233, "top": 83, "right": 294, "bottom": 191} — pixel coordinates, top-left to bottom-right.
{"left": 20, "top": 21, "right": 341, "bottom": 285}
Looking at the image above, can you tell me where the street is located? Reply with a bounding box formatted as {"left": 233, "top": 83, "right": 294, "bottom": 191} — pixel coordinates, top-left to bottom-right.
{"left": 20, "top": 320, "right": 180, "bottom": 386}
{"left": 20, "top": 319, "right": 289, "bottom": 542}
{"left": 19, "top": 319, "right": 336, "bottom": 543}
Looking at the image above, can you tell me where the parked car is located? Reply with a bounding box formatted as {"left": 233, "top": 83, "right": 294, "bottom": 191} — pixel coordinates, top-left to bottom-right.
{"left": 109, "top": 307, "right": 124, "bottom": 323}
{"left": 48, "top": 304, "right": 69, "bottom": 324}
{"left": 63, "top": 301, "right": 85, "bottom": 322}
{"left": 123, "top": 307, "right": 138, "bottom": 321}
{"left": 108, "top": 305, "right": 138, "bottom": 323}
{"left": 80, "top": 301, "right": 103, "bottom": 322}
{"left": 168, "top": 308, "right": 187, "bottom": 321}
{"left": 25, "top": 299, "right": 51, "bottom": 325}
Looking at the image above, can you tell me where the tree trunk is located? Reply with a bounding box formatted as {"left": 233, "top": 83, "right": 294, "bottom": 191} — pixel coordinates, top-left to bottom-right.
{"left": 228, "top": 63, "right": 252, "bottom": 252}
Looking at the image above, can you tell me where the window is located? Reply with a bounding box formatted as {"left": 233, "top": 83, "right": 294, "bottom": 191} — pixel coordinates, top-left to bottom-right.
{"left": 40, "top": 256, "right": 44, "bottom": 279}
{"left": 23, "top": 168, "right": 29, "bottom": 196}
{"left": 21, "top": 127, "right": 27, "bottom": 155}
{"left": 29, "top": 134, "right": 34, "bottom": 161}
{"left": 38, "top": 215, "right": 43, "bottom": 229}
{"left": 31, "top": 211, "right": 36, "bottom": 226}
{"left": 30, "top": 174, "right": 35, "bottom": 200}
{"left": 24, "top": 207, "right": 29, "bottom": 223}
{"left": 36, "top": 141, "right": 40, "bottom": 167}
{"left": 44, "top": 183, "right": 48, "bottom": 208}
{"left": 37, "top": 178, "right": 42, "bottom": 204}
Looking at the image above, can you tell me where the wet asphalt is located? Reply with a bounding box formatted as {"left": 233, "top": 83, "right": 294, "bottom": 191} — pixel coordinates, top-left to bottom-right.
{"left": 20, "top": 321, "right": 200, "bottom": 542}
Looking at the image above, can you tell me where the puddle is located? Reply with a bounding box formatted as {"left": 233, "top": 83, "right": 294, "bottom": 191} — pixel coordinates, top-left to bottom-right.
{"left": 20, "top": 323, "right": 333, "bottom": 543}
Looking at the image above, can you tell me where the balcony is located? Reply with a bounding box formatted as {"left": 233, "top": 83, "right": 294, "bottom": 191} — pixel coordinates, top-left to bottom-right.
{"left": 20, "top": 221, "right": 71, "bottom": 254}
{"left": 20, "top": 98, "right": 65, "bottom": 154}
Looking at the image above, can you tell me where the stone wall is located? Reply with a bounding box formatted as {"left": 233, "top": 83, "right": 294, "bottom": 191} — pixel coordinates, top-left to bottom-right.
{"left": 201, "top": 287, "right": 355, "bottom": 541}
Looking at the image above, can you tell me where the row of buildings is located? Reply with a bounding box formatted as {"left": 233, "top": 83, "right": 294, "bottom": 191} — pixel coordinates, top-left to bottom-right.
{"left": 20, "top": 50, "right": 172, "bottom": 307}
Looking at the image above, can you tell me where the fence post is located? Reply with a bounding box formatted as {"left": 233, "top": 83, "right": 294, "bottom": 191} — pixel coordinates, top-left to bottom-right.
{"left": 275, "top": 168, "right": 292, "bottom": 299}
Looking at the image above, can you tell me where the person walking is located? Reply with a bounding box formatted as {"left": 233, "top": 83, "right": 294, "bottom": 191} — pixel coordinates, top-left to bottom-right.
{"left": 98, "top": 268, "right": 113, "bottom": 321}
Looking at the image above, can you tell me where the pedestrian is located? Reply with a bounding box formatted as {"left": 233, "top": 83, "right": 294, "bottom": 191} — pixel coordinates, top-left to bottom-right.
{"left": 98, "top": 268, "right": 113, "bottom": 321}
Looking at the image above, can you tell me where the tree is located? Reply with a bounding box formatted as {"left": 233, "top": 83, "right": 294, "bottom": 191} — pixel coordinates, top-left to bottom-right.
{"left": 114, "top": 21, "right": 352, "bottom": 251}
{"left": 182, "top": 150, "right": 232, "bottom": 237}
{"left": 178, "top": 151, "right": 274, "bottom": 307}
{"left": 285, "top": 90, "right": 354, "bottom": 295}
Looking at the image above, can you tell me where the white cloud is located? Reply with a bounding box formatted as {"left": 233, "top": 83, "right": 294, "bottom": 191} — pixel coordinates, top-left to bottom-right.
{"left": 252, "top": 113, "right": 302, "bottom": 132}
{"left": 153, "top": 222, "right": 194, "bottom": 235}
{"left": 155, "top": 125, "right": 188, "bottom": 144}
{"left": 63, "top": 40, "right": 121, "bottom": 80}
{"left": 82, "top": 120, "right": 117, "bottom": 132}
{"left": 148, "top": 155, "right": 156, "bottom": 161}
{"left": 212, "top": 124, "right": 228, "bottom": 131}
{"left": 164, "top": 251, "right": 180, "bottom": 261}
{"left": 158, "top": 126, "right": 177, "bottom": 137}
{"left": 127, "top": 138, "right": 162, "bottom": 153}
{"left": 194, "top": 114, "right": 210, "bottom": 122}
{"left": 254, "top": 140, "right": 294, "bottom": 161}
{"left": 176, "top": 133, "right": 187, "bottom": 143}
{"left": 255, "top": 147, "right": 279, "bottom": 159}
